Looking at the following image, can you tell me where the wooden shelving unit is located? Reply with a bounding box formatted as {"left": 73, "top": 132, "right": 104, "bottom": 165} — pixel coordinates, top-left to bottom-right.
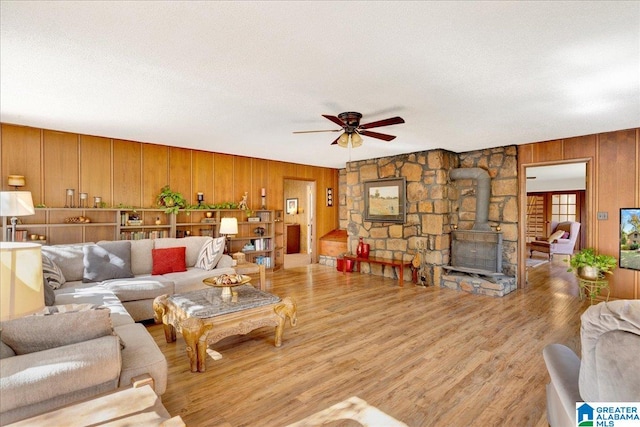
{"left": 273, "top": 209, "right": 284, "bottom": 270}
{"left": 4, "top": 207, "right": 276, "bottom": 269}
{"left": 216, "top": 209, "right": 275, "bottom": 268}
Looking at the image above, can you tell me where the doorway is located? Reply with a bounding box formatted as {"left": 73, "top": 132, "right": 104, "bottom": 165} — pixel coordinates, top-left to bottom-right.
{"left": 283, "top": 179, "right": 316, "bottom": 268}
{"left": 519, "top": 160, "right": 591, "bottom": 287}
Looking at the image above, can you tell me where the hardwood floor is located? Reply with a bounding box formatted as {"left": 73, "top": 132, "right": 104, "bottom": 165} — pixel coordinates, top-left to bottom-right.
{"left": 148, "top": 257, "right": 587, "bottom": 426}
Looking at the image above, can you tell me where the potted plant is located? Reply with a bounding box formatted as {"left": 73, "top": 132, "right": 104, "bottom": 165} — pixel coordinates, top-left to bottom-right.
{"left": 156, "top": 185, "right": 187, "bottom": 214}
{"left": 567, "top": 248, "right": 617, "bottom": 280}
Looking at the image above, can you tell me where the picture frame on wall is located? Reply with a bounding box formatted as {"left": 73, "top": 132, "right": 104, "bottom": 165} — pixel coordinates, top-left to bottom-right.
{"left": 620, "top": 207, "right": 640, "bottom": 271}
{"left": 286, "top": 198, "right": 298, "bottom": 215}
{"left": 363, "top": 177, "right": 406, "bottom": 223}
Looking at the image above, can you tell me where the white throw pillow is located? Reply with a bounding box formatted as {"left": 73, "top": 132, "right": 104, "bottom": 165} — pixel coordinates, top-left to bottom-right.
{"left": 547, "top": 230, "right": 566, "bottom": 243}
{"left": 195, "top": 237, "right": 225, "bottom": 270}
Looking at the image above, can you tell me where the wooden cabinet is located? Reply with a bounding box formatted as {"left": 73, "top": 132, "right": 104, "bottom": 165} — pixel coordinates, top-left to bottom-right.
{"left": 285, "top": 223, "right": 300, "bottom": 254}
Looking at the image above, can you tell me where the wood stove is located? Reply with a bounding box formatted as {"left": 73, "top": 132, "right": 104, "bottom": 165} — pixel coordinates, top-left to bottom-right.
{"left": 450, "top": 230, "right": 503, "bottom": 275}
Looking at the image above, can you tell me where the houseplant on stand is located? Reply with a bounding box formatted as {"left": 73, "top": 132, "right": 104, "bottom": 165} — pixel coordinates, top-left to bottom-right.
{"left": 567, "top": 248, "right": 617, "bottom": 280}
{"left": 567, "top": 248, "right": 617, "bottom": 304}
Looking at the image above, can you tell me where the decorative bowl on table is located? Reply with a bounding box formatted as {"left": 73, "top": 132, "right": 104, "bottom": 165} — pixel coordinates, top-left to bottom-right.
{"left": 203, "top": 274, "right": 251, "bottom": 299}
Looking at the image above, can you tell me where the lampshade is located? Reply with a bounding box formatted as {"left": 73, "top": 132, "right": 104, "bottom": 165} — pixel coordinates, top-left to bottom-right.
{"left": 0, "top": 191, "right": 35, "bottom": 217}
{"left": 219, "top": 217, "right": 238, "bottom": 235}
{"left": 7, "top": 175, "right": 26, "bottom": 188}
{"left": 337, "top": 133, "right": 349, "bottom": 148}
{"left": 351, "top": 132, "right": 363, "bottom": 148}
{"left": 1, "top": 242, "right": 44, "bottom": 321}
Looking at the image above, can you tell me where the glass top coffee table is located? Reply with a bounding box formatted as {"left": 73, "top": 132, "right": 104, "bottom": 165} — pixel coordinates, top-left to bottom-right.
{"left": 154, "top": 284, "right": 297, "bottom": 373}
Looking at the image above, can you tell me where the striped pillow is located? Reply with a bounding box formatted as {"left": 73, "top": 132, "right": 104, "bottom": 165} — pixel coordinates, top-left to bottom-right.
{"left": 195, "top": 237, "right": 225, "bottom": 270}
{"left": 42, "top": 254, "right": 66, "bottom": 289}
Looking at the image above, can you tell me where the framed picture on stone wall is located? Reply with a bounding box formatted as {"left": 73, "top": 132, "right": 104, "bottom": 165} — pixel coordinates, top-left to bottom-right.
{"left": 364, "top": 177, "right": 406, "bottom": 223}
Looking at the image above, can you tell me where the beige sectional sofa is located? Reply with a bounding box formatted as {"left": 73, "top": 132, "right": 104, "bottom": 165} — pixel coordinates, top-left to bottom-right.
{"left": 47, "top": 236, "right": 235, "bottom": 321}
{"left": 0, "top": 236, "right": 233, "bottom": 424}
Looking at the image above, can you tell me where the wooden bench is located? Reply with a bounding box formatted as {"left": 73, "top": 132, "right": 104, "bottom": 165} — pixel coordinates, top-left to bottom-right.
{"left": 342, "top": 254, "right": 411, "bottom": 286}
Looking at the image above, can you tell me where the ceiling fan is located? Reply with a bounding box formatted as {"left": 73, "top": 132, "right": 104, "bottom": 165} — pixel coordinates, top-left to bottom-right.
{"left": 293, "top": 112, "right": 405, "bottom": 148}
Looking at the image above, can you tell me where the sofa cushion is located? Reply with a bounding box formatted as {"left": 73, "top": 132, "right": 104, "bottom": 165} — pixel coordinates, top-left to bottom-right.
{"left": 115, "top": 323, "right": 167, "bottom": 395}
{"left": 41, "top": 254, "right": 66, "bottom": 289}
{"left": 152, "top": 247, "right": 187, "bottom": 275}
{"left": 153, "top": 236, "right": 211, "bottom": 267}
{"left": 83, "top": 241, "right": 134, "bottom": 282}
{"left": 42, "top": 243, "right": 94, "bottom": 282}
{"left": 101, "top": 277, "right": 175, "bottom": 302}
{"left": 0, "top": 340, "right": 16, "bottom": 359}
{"left": 54, "top": 286, "right": 134, "bottom": 327}
{"left": 129, "top": 239, "right": 155, "bottom": 275}
{"left": 0, "top": 335, "right": 121, "bottom": 416}
{"left": 0, "top": 308, "right": 115, "bottom": 355}
{"left": 195, "top": 236, "right": 225, "bottom": 270}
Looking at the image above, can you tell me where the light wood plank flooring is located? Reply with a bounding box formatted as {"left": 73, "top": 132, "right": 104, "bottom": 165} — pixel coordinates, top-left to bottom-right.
{"left": 148, "top": 256, "right": 587, "bottom": 426}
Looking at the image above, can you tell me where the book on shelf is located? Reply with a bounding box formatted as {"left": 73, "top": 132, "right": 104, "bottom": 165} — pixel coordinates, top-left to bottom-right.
{"left": 254, "top": 255, "right": 272, "bottom": 268}
{"left": 120, "top": 230, "right": 167, "bottom": 240}
{"left": 6, "top": 229, "right": 28, "bottom": 242}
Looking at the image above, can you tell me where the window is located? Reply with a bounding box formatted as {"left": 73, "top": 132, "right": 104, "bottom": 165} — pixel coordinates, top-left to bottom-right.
{"left": 551, "top": 193, "right": 577, "bottom": 223}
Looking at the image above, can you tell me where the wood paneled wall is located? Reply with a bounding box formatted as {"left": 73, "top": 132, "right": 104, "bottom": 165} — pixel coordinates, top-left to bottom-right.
{"left": 518, "top": 128, "right": 640, "bottom": 299}
{"left": 0, "top": 123, "right": 340, "bottom": 257}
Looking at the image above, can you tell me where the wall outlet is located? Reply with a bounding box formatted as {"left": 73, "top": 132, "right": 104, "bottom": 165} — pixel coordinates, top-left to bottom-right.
{"left": 597, "top": 211, "right": 608, "bottom": 220}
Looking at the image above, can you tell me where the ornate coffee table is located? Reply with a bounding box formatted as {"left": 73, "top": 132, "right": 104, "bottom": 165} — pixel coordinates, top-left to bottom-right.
{"left": 153, "top": 285, "right": 297, "bottom": 373}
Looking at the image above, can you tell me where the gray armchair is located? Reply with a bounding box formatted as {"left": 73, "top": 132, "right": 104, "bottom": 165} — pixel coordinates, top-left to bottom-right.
{"left": 543, "top": 300, "right": 640, "bottom": 426}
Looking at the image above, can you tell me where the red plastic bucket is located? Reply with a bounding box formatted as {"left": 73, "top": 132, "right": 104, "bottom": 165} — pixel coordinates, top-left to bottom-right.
{"left": 336, "top": 258, "right": 354, "bottom": 272}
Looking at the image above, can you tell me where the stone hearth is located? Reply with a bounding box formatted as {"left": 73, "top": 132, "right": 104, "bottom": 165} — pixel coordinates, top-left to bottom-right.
{"left": 441, "top": 273, "right": 517, "bottom": 297}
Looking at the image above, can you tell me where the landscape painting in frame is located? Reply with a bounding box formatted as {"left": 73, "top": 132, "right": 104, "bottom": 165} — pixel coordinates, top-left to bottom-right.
{"left": 364, "top": 177, "right": 406, "bottom": 223}
{"left": 620, "top": 208, "right": 640, "bottom": 271}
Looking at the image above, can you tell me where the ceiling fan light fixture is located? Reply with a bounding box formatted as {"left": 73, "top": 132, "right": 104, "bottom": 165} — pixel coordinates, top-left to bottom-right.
{"left": 351, "top": 132, "right": 363, "bottom": 148}
{"left": 337, "top": 132, "right": 349, "bottom": 147}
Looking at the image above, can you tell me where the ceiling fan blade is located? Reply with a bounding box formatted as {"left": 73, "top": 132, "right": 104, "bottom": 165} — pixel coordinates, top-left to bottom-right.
{"left": 322, "top": 115, "right": 346, "bottom": 128}
{"left": 293, "top": 129, "right": 342, "bottom": 134}
{"left": 330, "top": 136, "right": 340, "bottom": 145}
{"left": 359, "top": 116, "right": 405, "bottom": 130}
{"left": 359, "top": 130, "right": 397, "bottom": 141}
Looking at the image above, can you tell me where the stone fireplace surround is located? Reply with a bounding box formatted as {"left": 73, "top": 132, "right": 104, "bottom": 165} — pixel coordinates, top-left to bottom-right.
{"left": 336, "top": 146, "right": 519, "bottom": 295}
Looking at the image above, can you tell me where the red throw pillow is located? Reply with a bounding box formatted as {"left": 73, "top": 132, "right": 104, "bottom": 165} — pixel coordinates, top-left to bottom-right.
{"left": 152, "top": 247, "right": 187, "bottom": 275}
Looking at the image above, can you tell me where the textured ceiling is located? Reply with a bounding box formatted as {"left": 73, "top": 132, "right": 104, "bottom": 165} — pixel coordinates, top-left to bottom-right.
{"left": 1, "top": 1, "right": 639, "bottom": 168}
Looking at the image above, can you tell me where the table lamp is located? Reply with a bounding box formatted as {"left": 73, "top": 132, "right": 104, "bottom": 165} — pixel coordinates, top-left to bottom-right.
{"left": 1, "top": 242, "right": 45, "bottom": 321}
{"left": 0, "top": 191, "right": 35, "bottom": 242}
{"left": 219, "top": 217, "right": 238, "bottom": 254}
